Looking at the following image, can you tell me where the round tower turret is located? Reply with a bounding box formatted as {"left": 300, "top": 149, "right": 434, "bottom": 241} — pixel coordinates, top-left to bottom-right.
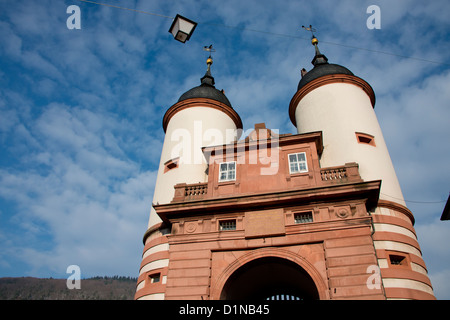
{"left": 289, "top": 37, "right": 403, "bottom": 206}
{"left": 136, "top": 55, "right": 242, "bottom": 300}
{"left": 150, "top": 56, "right": 242, "bottom": 227}
{"left": 288, "top": 36, "right": 435, "bottom": 300}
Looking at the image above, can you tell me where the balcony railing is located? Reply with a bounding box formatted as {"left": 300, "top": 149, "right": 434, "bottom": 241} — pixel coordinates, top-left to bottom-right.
{"left": 172, "top": 182, "right": 208, "bottom": 202}
{"left": 171, "top": 162, "right": 362, "bottom": 202}
{"left": 320, "top": 162, "right": 361, "bottom": 185}
{"left": 321, "top": 167, "right": 347, "bottom": 181}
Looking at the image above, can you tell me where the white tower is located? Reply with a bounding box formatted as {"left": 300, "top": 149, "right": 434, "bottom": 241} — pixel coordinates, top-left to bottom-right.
{"left": 135, "top": 56, "right": 242, "bottom": 300}
{"left": 288, "top": 36, "right": 434, "bottom": 299}
{"left": 290, "top": 37, "right": 404, "bottom": 205}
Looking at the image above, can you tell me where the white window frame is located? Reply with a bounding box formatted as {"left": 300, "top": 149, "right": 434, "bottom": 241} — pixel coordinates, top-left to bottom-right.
{"left": 218, "top": 161, "right": 236, "bottom": 182}
{"left": 288, "top": 152, "right": 308, "bottom": 174}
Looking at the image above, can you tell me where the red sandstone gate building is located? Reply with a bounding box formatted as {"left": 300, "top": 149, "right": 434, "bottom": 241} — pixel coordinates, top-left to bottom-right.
{"left": 134, "top": 38, "right": 435, "bottom": 300}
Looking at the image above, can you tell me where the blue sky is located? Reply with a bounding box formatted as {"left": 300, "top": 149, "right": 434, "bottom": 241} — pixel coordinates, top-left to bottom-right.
{"left": 0, "top": 0, "right": 449, "bottom": 298}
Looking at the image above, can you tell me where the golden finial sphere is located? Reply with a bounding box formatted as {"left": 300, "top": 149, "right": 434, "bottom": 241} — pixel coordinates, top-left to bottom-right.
{"left": 206, "top": 57, "right": 213, "bottom": 65}
{"left": 311, "top": 37, "right": 319, "bottom": 45}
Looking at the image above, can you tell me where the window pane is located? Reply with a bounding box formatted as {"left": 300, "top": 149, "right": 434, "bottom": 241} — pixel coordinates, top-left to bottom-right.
{"left": 150, "top": 273, "right": 161, "bottom": 283}
{"left": 219, "top": 220, "right": 236, "bottom": 231}
{"left": 290, "top": 163, "right": 299, "bottom": 173}
{"left": 219, "top": 161, "right": 236, "bottom": 181}
{"left": 289, "top": 153, "right": 308, "bottom": 174}
{"left": 294, "top": 212, "right": 313, "bottom": 224}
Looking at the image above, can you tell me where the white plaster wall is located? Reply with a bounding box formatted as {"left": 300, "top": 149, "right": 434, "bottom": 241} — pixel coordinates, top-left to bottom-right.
{"left": 148, "top": 106, "right": 239, "bottom": 227}
{"left": 294, "top": 83, "right": 405, "bottom": 206}
{"left": 373, "top": 240, "right": 421, "bottom": 257}
{"left": 382, "top": 279, "right": 434, "bottom": 296}
{"left": 137, "top": 293, "right": 165, "bottom": 300}
{"left": 142, "top": 243, "right": 170, "bottom": 260}
{"left": 373, "top": 223, "right": 417, "bottom": 240}
{"left": 139, "top": 259, "right": 169, "bottom": 275}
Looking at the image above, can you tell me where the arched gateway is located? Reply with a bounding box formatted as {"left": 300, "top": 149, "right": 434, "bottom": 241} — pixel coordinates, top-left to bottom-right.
{"left": 210, "top": 248, "right": 329, "bottom": 300}
{"left": 221, "top": 257, "right": 319, "bottom": 300}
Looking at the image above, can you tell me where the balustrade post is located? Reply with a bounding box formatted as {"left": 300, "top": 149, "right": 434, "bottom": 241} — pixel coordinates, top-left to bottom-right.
{"left": 172, "top": 183, "right": 187, "bottom": 202}
{"left": 345, "top": 162, "right": 362, "bottom": 181}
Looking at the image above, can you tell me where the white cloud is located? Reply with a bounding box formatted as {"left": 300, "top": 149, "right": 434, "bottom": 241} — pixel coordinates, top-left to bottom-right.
{"left": 0, "top": 96, "right": 156, "bottom": 277}
{"left": 415, "top": 220, "right": 450, "bottom": 299}
{"left": 429, "top": 268, "right": 450, "bottom": 300}
{"left": 0, "top": 150, "right": 156, "bottom": 278}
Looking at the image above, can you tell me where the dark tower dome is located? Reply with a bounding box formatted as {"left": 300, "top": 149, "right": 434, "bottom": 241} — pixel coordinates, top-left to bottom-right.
{"left": 178, "top": 57, "right": 233, "bottom": 108}
{"left": 297, "top": 36, "right": 354, "bottom": 91}
{"left": 298, "top": 63, "right": 354, "bottom": 91}
{"left": 289, "top": 32, "right": 375, "bottom": 128}
{"left": 163, "top": 54, "right": 243, "bottom": 133}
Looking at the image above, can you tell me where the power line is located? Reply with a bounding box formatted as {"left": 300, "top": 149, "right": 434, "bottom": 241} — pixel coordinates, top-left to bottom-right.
{"left": 78, "top": 0, "right": 174, "bottom": 19}
{"left": 201, "top": 22, "right": 311, "bottom": 41}
{"left": 78, "top": 0, "right": 450, "bottom": 67}
{"left": 77, "top": 1, "right": 448, "bottom": 206}
{"left": 315, "top": 40, "right": 450, "bottom": 67}
{"left": 205, "top": 22, "right": 450, "bottom": 67}
{"left": 380, "top": 192, "right": 447, "bottom": 204}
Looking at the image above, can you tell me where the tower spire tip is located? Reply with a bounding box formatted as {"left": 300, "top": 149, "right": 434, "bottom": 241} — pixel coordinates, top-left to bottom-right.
{"left": 302, "top": 25, "right": 328, "bottom": 66}
{"left": 201, "top": 45, "right": 216, "bottom": 86}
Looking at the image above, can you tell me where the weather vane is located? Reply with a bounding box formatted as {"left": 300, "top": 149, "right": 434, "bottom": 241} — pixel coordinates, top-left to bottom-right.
{"left": 203, "top": 44, "right": 216, "bottom": 58}
{"left": 202, "top": 44, "right": 216, "bottom": 69}
{"left": 302, "top": 25, "right": 320, "bottom": 47}
{"left": 302, "top": 25, "right": 317, "bottom": 39}
{"left": 203, "top": 44, "right": 216, "bottom": 67}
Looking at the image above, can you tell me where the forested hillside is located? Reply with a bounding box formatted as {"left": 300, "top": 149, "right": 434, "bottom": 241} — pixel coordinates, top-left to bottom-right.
{"left": 0, "top": 276, "right": 137, "bottom": 300}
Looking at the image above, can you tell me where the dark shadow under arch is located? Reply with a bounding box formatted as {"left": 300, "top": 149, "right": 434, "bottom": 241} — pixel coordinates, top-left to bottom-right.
{"left": 220, "top": 256, "right": 319, "bottom": 300}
